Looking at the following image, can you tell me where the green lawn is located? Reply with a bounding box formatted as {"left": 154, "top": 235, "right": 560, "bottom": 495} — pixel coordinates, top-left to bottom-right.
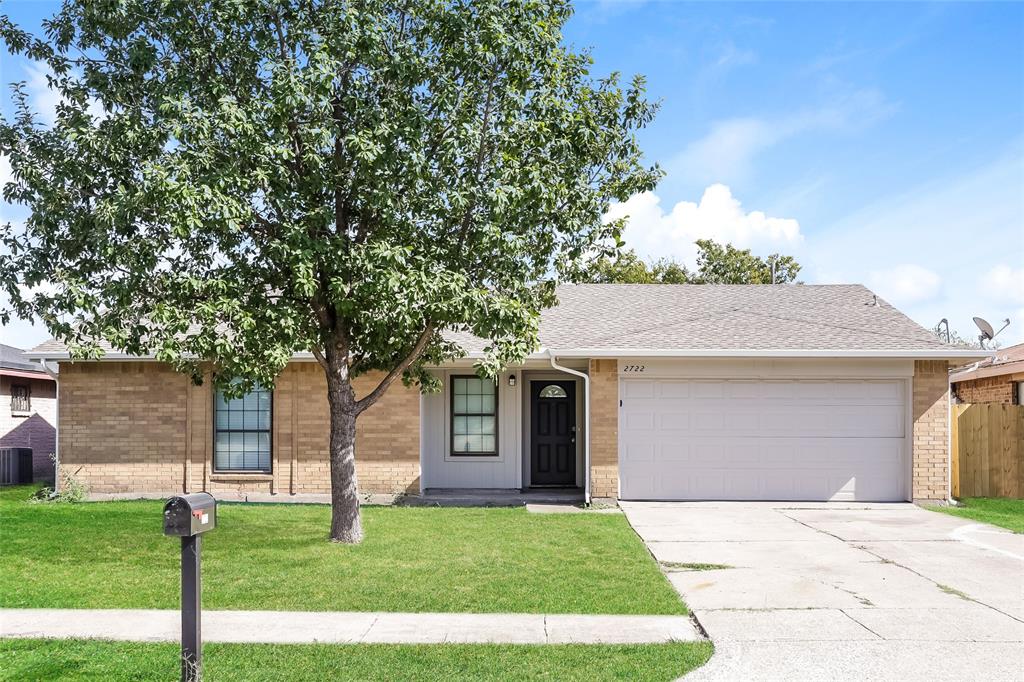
{"left": 0, "top": 485, "right": 684, "bottom": 614}
{"left": 0, "top": 639, "right": 713, "bottom": 681}
{"left": 932, "top": 497, "right": 1024, "bottom": 533}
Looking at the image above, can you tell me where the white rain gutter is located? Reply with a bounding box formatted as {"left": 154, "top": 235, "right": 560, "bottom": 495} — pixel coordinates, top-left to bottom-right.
{"left": 26, "top": 348, "right": 995, "bottom": 362}
{"left": 37, "top": 359, "right": 60, "bottom": 493}
{"left": 546, "top": 349, "right": 591, "bottom": 506}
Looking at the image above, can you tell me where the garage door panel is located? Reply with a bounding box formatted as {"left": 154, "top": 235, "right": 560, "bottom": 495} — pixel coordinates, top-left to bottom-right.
{"left": 723, "top": 381, "right": 761, "bottom": 399}
{"left": 762, "top": 381, "right": 834, "bottom": 400}
{"left": 657, "top": 412, "right": 691, "bottom": 430}
{"left": 622, "top": 440, "right": 656, "bottom": 463}
{"left": 624, "top": 410, "right": 656, "bottom": 431}
{"left": 657, "top": 381, "right": 691, "bottom": 398}
{"left": 691, "top": 382, "right": 726, "bottom": 398}
{"left": 623, "top": 380, "right": 655, "bottom": 398}
{"left": 619, "top": 378, "right": 907, "bottom": 502}
{"left": 658, "top": 440, "right": 689, "bottom": 462}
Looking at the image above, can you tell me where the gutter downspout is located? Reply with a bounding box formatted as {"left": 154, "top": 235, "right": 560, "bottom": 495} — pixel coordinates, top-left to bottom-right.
{"left": 547, "top": 350, "right": 591, "bottom": 506}
{"left": 37, "top": 359, "right": 60, "bottom": 493}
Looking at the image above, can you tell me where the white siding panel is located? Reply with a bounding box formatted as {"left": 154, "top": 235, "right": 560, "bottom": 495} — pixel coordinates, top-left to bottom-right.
{"left": 420, "top": 370, "right": 521, "bottom": 489}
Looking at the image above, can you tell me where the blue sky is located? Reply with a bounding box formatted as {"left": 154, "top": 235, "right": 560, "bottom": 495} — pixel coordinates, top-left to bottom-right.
{"left": 2, "top": 0, "right": 1023, "bottom": 349}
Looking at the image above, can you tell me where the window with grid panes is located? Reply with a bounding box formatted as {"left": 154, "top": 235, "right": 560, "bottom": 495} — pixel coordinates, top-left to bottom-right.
{"left": 450, "top": 376, "right": 497, "bottom": 456}
{"left": 214, "top": 383, "right": 272, "bottom": 472}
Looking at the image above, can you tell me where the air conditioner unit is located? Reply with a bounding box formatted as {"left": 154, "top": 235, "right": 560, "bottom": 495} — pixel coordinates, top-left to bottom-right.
{"left": 0, "top": 447, "right": 33, "bottom": 485}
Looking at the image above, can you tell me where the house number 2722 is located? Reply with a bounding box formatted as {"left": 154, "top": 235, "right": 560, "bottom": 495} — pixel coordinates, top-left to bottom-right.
{"left": 622, "top": 365, "right": 645, "bottom": 372}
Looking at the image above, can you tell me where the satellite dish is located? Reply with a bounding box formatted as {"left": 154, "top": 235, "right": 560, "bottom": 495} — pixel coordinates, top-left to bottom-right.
{"left": 973, "top": 317, "right": 995, "bottom": 340}
{"left": 973, "top": 316, "right": 1011, "bottom": 349}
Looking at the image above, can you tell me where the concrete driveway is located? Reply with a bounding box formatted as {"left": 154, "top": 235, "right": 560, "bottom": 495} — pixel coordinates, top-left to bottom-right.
{"left": 621, "top": 501, "right": 1024, "bottom": 682}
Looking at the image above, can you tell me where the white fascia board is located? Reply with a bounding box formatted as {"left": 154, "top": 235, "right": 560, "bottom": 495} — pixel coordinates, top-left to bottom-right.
{"left": 29, "top": 347, "right": 993, "bottom": 363}
{"left": 539, "top": 348, "right": 995, "bottom": 361}
{"left": 22, "top": 351, "right": 151, "bottom": 361}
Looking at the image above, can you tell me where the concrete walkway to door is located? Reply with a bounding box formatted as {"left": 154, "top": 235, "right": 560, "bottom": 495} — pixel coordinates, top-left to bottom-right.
{"left": 620, "top": 501, "right": 1024, "bottom": 682}
{"left": 0, "top": 608, "right": 699, "bottom": 645}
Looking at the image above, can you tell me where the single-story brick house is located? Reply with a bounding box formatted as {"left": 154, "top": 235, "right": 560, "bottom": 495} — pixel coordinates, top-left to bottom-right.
{"left": 950, "top": 342, "right": 1024, "bottom": 405}
{"left": 27, "top": 284, "right": 988, "bottom": 505}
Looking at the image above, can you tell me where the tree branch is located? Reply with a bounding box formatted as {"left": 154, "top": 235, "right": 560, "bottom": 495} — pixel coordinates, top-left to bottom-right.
{"left": 310, "top": 345, "right": 329, "bottom": 372}
{"left": 454, "top": 74, "right": 497, "bottom": 253}
{"left": 354, "top": 322, "right": 434, "bottom": 414}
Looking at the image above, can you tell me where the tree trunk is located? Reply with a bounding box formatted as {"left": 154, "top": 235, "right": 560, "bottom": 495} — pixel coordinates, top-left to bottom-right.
{"left": 324, "top": 353, "right": 363, "bottom": 544}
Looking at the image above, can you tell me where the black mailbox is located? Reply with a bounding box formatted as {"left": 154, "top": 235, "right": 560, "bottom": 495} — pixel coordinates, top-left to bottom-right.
{"left": 163, "top": 493, "right": 217, "bottom": 537}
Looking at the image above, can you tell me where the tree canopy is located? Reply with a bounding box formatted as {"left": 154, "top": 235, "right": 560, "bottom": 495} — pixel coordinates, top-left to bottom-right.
{"left": 0, "top": 0, "right": 660, "bottom": 541}
{"left": 586, "top": 239, "right": 802, "bottom": 285}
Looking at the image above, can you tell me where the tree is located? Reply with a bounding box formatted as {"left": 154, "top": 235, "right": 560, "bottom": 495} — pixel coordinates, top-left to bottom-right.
{"left": 690, "top": 239, "right": 800, "bottom": 284}
{"left": 0, "top": 0, "right": 659, "bottom": 543}
{"left": 586, "top": 239, "right": 801, "bottom": 284}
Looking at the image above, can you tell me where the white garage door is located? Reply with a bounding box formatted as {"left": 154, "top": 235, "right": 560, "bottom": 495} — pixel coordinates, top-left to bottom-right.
{"left": 619, "top": 379, "right": 908, "bottom": 501}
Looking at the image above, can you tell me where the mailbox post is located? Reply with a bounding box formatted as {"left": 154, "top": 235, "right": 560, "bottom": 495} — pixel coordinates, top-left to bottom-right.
{"left": 163, "top": 493, "right": 216, "bottom": 682}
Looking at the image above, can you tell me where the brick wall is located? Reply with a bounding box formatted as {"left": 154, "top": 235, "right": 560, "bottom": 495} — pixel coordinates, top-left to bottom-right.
{"left": 58, "top": 361, "right": 420, "bottom": 496}
{"left": 0, "top": 374, "right": 57, "bottom": 482}
{"left": 953, "top": 375, "right": 1016, "bottom": 404}
{"left": 589, "top": 359, "right": 619, "bottom": 499}
{"left": 912, "top": 360, "right": 950, "bottom": 502}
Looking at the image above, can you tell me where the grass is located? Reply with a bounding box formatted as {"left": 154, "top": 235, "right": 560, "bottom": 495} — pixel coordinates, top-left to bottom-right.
{"left": 937, "top": 583, "right": 972, "bottom": 601}
{"left": 930, "top": 497, "right": 1024, "bottom": 533}
{"left": 0, "top": 485, "right": 684, "bottom": 614}
{"left": 0, "top": 639, "right": 713, "bottom": 681}
{"left": 660, "top": 562, "right": 732, "bottom": 572}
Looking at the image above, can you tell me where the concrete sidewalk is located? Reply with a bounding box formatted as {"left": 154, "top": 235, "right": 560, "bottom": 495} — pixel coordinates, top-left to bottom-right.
{"left": 0, "top": 609, "right": 700, "bottom": 645}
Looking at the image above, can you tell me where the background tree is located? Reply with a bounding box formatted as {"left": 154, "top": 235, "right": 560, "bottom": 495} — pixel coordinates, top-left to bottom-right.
{"left": 691, "top": 239, "right": 800, "bottom": 284}
{"left": 932, "top": 324, "right": 998, "bottom": 350}
{"left": 587, "top": 239, "right": 801, "bottom": 284}
{"left": 0, "top": 0, "right": 659, "bottom": 543}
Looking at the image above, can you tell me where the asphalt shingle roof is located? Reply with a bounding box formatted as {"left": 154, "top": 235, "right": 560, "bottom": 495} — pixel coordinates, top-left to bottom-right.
{"left": 950, "top": 342, "right": 1024, "bottom": 382}
{"left": 28, "top": 283, "right": 963, "bottom": 357}
{"left": 0, "top": 343, "right": 48, "bottom": 372}
{"left": 449, "top": 283, "right": 953, "bottom": 353}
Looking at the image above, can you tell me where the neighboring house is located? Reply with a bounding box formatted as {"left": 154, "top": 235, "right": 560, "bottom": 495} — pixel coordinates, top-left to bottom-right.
{"left": 1, "top": 343, "right": 57, "bottom": 482}
{"left": 27, "top": 284, "right": 988, "bottom": 504}
{"left": 950, "top": 342, "right": 1024, "bottom": 405}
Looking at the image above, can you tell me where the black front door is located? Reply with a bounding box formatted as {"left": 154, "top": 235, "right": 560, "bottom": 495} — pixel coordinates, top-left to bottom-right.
{"left": 530, "top": 380, "right": 577, "bottom": 486}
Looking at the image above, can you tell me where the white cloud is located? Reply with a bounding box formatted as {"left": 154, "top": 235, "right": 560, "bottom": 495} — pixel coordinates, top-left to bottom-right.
{"left": 669, "top": 88, "right": 896, "bottom": 186}
{"left": 713, "top": 42, "right": 757, "bottom": 71}
{"left": 24, "top": 62, "right": 62, "bottom": 128}
{"left": 980, "top": 264, "right": 1024, "bottom": 305}
{"left": 672, "top": 119, "right": 778, "bottom": 186}
{"left": 605, "top": 183, "right": 803, "bottom": 264}
{"left": 24, "top": 61, "right": 105, "bottom": 127}
{"left": 868, "top": 264, "right": 942, "bottom": 306}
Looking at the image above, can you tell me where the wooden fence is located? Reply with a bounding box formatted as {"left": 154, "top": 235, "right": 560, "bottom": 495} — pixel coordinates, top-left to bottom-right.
{"left": 951, "top": 403, "right": 1024, "bottom": 499}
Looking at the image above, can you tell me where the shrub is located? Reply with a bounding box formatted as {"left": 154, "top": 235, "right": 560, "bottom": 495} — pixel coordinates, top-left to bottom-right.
{"left": 30, "top": 456, "right": 88, "bottom": 503}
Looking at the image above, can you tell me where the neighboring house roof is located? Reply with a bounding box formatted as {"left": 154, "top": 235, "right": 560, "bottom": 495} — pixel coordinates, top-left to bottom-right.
{"left": 0, "top": 343, "right": 53, "bottom": 380}
{"left": 26, "top": 284, "right": 990, "bottom": 361}
{"left": 950, "top": 342, "right": 1024, "bottom": 383}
